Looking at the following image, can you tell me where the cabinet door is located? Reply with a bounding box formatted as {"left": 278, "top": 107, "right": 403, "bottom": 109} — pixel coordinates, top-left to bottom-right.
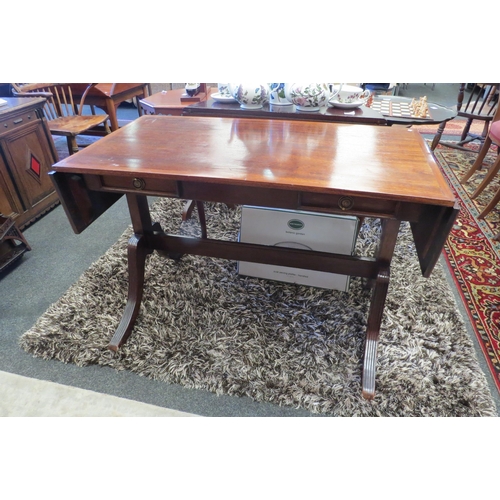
{"left": 1, "top": 119, "right": 57, "bottom": 218}
{"left": 0, "top": 155, "right": 24, "bottom": 218}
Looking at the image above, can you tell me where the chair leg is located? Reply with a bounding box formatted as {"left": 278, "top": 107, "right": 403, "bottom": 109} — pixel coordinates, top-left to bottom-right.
{"left": 478, "top": 184, "right": 500, "bottom": 219}
{"left": 66, "top": 136, "right": 78, "bottom": 155}
{"left": 430, "top": 120, "right": 447, "bottom": 150}
{"left": 471, "top": 154, "right": 500, "bottom": 199}
{"left": 460, "top": 118, "right": 473, "bottom": 143}
{"left": 136, "top": 96, "right": 143, "bottom": 117}
{"left": 107, "top": 102, "right": 120, "bottom": 131}
{"left": 461, "top": 136, "right": 492, "bottom": 183}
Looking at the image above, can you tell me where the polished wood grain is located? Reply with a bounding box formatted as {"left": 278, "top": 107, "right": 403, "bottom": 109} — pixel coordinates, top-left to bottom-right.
{"left": 51, "top": 115, "right": 458, "bottom": 399}
{"left": 140, "top": 88, "right": 216, "bottom": 116}
{"left": 53, "top": 116, "right": 455, "bottom": 207}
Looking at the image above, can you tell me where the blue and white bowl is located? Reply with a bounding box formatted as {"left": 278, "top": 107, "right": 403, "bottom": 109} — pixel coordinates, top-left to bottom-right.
{"left": 269, "top": 83, "right": 291, "bottom": 106}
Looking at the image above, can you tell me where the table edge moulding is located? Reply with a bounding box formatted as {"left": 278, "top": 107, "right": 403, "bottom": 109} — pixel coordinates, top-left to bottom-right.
{"left": 48, "top": 115, "right": 458, "bottom": 400}
{"left": 182, "top": 95, "right": 457, "bottom": 127}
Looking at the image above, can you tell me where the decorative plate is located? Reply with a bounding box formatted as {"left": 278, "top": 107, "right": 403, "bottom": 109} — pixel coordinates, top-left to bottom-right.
{"left": 211, "top": 93, "right": 237, "bottom": 103}
{"left": 328, "top": 99, "right": 365, "bottom": 109}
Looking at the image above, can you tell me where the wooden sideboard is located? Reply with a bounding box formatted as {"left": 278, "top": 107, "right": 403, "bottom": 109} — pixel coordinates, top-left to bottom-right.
{"left": 0, "top": 97, "right": 59, "bottom": 229}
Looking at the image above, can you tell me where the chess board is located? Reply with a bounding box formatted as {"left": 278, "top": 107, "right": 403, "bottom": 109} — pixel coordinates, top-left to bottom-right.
{"left": 369, "top": 98, "right": 432, "bottom": 120}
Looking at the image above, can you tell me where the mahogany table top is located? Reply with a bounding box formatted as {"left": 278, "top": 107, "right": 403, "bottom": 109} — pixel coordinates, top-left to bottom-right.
{"left": 53, "top": 115, "right": 455, "bottom": 208}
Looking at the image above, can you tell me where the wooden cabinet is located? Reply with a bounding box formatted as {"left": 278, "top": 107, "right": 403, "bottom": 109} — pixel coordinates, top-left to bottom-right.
{"left": 0, "top": 97, "right": 59, "bottom": 229}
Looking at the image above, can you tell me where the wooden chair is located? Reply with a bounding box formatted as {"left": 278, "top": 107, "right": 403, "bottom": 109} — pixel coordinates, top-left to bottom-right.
{"left": 69, "top": 83, "right": 151, "bottom": 132}
{"left": 11, "top": 83, "right": 110, "bottom": 155}
{"left": 460, "top": 104, "right": 500, "bottom": 186}
{"left": 461, "top": 119, "right": 500, "bottom": 229}
{"left": 430, "top": 83, "right": 498, "bottom": 151}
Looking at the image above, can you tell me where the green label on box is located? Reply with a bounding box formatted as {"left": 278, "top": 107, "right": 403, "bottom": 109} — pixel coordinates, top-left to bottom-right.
{"left": 287, "top": 219, "right": 305, "bottom": 230}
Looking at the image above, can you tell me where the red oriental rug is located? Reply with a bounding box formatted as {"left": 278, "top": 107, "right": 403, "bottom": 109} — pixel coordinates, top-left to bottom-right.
{"left": 412, "top": 118, "right": 489, "bottom": 137}
{"left": 430, "top": 141, "right": 500, "bottom": 393}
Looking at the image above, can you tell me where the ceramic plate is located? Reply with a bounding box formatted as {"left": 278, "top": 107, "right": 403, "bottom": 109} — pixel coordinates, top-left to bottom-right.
{"left": 328, "top": 99, "right": 365, "bottom": 109}
{"left": 211, "top": 93, "right": 237, "bottom": 103}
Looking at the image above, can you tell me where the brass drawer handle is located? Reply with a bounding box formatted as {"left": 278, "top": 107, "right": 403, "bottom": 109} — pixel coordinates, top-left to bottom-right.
{"left": 13, "top": 118, "right": 23, "bottom": 124}
{"left": 132, "top": 178, "right": 146, "bottom": 190}
{"left": 338, "top": 196, "right": 354, "bottom": 211}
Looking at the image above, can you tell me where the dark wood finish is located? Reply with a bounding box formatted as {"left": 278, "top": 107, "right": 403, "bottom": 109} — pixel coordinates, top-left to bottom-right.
{"left": 183, "top": 98, "right": 388, "bottom": 125}
{"left": 363, "top": 218, "right": 400, "bottom": 399}
{"left": 0, "top": 97, "right": 59, "bottom": 229}
{"left": 368, "top": 95, "right": 457, "bottom": 126}
{"left": 431, "top": 83, "right": 498, "bottom": 151}
{"left": 50, "top": 115, "right": 458, "bottom": 399}
{"left": 183, "top": 95, "right": 454, "bottom": 234}
{"left": 139, "top": 87, "right": 216, "bottom": 222}
{"left": 183, "top": 96, "right": 456, "bottom": 127}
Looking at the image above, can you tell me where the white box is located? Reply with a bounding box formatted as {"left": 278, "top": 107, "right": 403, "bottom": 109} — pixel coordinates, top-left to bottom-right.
{"left": 238, "top": 206, "right": 358, "bottom": 291}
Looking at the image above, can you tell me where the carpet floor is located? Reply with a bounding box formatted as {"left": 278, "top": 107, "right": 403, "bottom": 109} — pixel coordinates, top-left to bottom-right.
{"left": 0, "top": 370, "right": 198, "bottom": 417}
{"left": 18, "top": 198, "right": 498, "bottom": 417}
{"left": 432, "top": 142, "right": 500, "bottom": 393}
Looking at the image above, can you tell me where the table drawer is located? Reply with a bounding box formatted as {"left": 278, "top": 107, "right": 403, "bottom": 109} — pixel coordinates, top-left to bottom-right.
{"left": 299, "top": 192, "right": 399, "bottom": 218}
{"left": 87, "top": 174, "right": 179, "bottom": 196}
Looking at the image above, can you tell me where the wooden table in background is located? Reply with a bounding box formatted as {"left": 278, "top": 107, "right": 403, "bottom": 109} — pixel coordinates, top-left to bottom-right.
{"left": 49, "top": 115, "right": 458, "bottom": 399}
{"left": 139, "top": 88, "right": 216, "bottom": 117}
{"left": 183, "top": 97, "right": 387, "bottom": 124}
{"left": 183, "top": 95, "right": 456, "bottom": 127}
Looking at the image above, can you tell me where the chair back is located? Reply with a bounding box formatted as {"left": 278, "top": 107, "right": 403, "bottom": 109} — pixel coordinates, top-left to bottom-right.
{"left": 11, "top": 83, "right": 96, "bottom": 121}
{"left": 457, "top": 83, "right": 498, "bottom": 120}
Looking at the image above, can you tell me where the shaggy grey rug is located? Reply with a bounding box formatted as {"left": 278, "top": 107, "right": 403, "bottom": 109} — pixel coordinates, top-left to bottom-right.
{"left": 19, "top": 198, "right": 497, "bottom": 416}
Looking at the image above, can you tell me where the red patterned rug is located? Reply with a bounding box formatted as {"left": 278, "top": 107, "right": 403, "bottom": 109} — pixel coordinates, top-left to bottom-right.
{"left": 412, "top": 118, "right": 488, "bottom": 137}
{"left": 431, "top": 141, "right": 500, "bottom": 393}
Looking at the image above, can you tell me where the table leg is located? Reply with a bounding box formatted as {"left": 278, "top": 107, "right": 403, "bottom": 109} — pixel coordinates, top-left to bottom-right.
{"left": 109, "top": 233, "right": 152, "bottom": 351}
{"left": 362, "top": 218, "right": 400, "bottom": 399}
{"left": 109, "top": 194, "right": 153, "bottom": 351}
{"left": 182, "top": 200, "right": 196, "bottom": 221}
{"left": 196, "top": 201, "right": 207, "bottom": 239}
{"left": 183, "top": 200, "right": 207, "bottom": 238}
{"left": 362, "top": 267, "right": 390, "bottom": 399}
